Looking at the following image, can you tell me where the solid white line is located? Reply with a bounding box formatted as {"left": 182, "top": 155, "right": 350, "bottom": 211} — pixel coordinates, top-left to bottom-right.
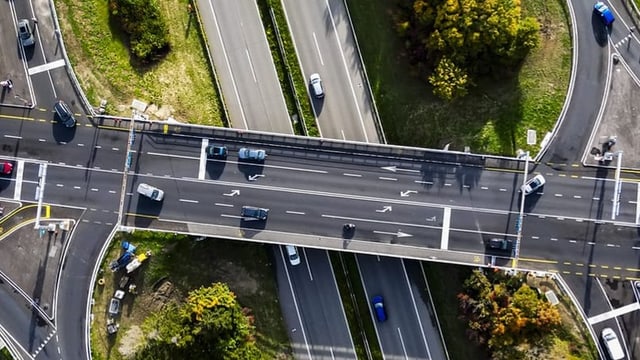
{"left": 312, "top": 32, "right": 324, "bottom": 66}
{"left": 636, "top": 182, "right": 640, "bottom": 224}
{"left": 198, "top": 139, "right": 208, "bottom": 180}
{"left": 179, "top": 199, "right": 199, "bottom": 203}
{"left": 27, "top": 59, "right": 66, "bottom": 75}
{"left": 279, "top": 245, "right": 312, "bottom": 359}
{"left": 396, "top": 327, "right": 409, "bottom": 359}
{"left": 440, "top": 207, "right": 451, "bottom": 250}
{"left": 4, "top": 135, "right": 22, "bottom": 139}
{"left": 147, "top": 151, "right": 198, "bottom": 160}
{"left": 13, "top": 160, "right": 24, "bottom": 200}
{"left": 588, "top": 302, "right": 640, "bottom": 324}
{"left": 401, "top": 260, "right": 431, "bottom": 359}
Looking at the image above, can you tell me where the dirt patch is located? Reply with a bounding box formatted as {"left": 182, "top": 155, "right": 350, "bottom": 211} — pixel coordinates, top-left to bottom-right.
{"left": 118, "top": 325, "right": 144, "bottom": 357}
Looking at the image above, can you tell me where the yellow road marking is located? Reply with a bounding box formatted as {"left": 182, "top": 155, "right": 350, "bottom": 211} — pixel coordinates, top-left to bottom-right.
{"left": 517, "top": 257, "right": 558, "bottom": 264}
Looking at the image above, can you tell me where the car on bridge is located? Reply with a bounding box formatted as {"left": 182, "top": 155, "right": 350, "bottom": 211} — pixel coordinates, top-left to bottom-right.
{"left": 521, "top": 174, "right": 545, "bottom": 196}
{"left": 0, "top": 162, "right": 13, "bottom": 175}
{"left": 487, "top": 238, "right": 513, "bottom": 252}
{"left": 205, "top": 144, "right": 228, "bottom": 159}
{"left": 241, "top": 206, "right": 269, "bottom": 220}
{"left": 136, "top": 183, "right": 164, "bottom": 201}
{"left": 594, "top": 2, "right": 615, "bottom": 26}
{"left": 238, "top": 148, "right": 266, "bottom": 162}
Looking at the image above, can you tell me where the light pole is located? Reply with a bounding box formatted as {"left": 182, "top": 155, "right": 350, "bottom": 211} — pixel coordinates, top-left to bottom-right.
{"left": 513, "top": 151, "right": 530, "bottom": 268}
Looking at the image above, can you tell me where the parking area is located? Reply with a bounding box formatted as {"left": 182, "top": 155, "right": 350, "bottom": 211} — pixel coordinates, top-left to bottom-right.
{"left": 583, "top": 58, "right": 640, "bottom": 169}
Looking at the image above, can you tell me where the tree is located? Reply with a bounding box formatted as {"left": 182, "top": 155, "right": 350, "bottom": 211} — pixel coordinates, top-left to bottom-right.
{"left": 396, "top": 0, "right": 540, "bottom": 100}
{"left": 108, "top": 0, "right": 170, "bottom": 62}
{"left": 136, "top": 283, "right": 263, "bottom": 359}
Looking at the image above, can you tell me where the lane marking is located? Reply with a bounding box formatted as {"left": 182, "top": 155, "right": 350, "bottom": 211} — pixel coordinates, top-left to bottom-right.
{"left": 285, "top": 211, "right": 306, "bottom": 215}
{"left": 214, "top": 203, "right": 234, "bottom": 207}
{"left": 13, "top": 160, "right": 24, "bottom": 200}
{"left": 343, "top": 173, "right": 362, "bottom": 177}
{"left": 636, "top": 182, "right": 640, "bottom": 224}
{"left": 4, "top": 135, "right": 22, "bottom": 139}
{"left": 588, "top": 302, "right": 640, "bottom": 325}
{"left": 27, "top": 59, "right": 66, "bottom": 75}
{"left": 198, "top": 138, "right": 208, "bottom": 180}
{"left": 179, "top": 199, "right": 198, "bottom": 203}
{"left": 245, "top": 49, "right": 258, "bottom": 83}
{"left": 312, "top": 32, "right": 324, "bottom": 66}
{"left": 440, "top": 207, "right": 451, "bottom": 249}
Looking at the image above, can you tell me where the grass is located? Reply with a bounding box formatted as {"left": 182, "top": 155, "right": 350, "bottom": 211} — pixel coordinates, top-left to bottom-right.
{"left": 422, "top": 263, "right": 488, "bottom": 360}
{"left": 257, "top": 0, "right": 319, "bottom": 136}
{"left": 55, "top": 0, "right": 224, "bottom": 125}
{"left": 345, "top": 0, "right": 571, "bottom": 155}
{"left": 329, "top": 252, "right": 382, "bottom": 359}
{"left": 90, "top": 231, "right": 291, "bottom": 359}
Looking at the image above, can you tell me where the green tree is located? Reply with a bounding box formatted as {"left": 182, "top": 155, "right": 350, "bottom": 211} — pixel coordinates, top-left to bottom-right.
{"left": 397, "top": 0, "right": 540, "bottom": 100}
{"left": 136, "top": 283, "right": 262, "bottom": 359}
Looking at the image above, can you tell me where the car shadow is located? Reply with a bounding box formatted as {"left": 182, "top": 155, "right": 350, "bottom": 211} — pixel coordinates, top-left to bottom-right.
{"left": 134, "top": 196, "right": 163, "bottom": 227}
{"left": 18, "top": 42, "right": 35, "bottom": 61}
{"left": 239, "top": 219, "right": 267, "bottom": 234}
{"left": 592, "top": 12, "right": 610, "bottom": 47}
{"left": 522, "top": 190, "right": 543, "bottom": 212}
{"left": 206, "top": 159, "right": 227, "bottom": 180}
{"left": 237, "top": 162, "right": 264, "bottom": 180}
{"left": 51, "top": 118, "right": 77, "bottom": 144}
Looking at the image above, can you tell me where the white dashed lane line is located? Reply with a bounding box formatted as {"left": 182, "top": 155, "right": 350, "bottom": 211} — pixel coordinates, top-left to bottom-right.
{"left": 179, "top": 199, "right": 199, "bottom": 203}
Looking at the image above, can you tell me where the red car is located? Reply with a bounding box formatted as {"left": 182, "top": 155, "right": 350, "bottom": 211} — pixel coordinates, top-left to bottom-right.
{"left": 0, "top": 162, "right": 13, "bottom": 175}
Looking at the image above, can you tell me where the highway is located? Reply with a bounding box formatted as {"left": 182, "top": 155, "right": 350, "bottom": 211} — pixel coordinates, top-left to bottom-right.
{"left": 281, "top": 0, "right": 380, "bottom": 142}
{"left": 2, "top": 0, "right": 640, "bottom": 359}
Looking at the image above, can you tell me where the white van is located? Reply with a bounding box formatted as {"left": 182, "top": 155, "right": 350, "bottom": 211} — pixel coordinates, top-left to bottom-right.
{"left": 285, "top": 245, "right": 300, "bottom": 266}
{"left": 601, "top": 328, "right": 625, "bottom": 360}
{"left": 137, "top": 183, "right": 164, "bottom": 201}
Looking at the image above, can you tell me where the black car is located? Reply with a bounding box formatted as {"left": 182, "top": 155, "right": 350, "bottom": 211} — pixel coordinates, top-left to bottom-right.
{"left": 487, "top": 238, "right": 513, "bottom": 251}
{"left": 205, "top": 144, "right": 228, "bottom": 158}
{"left": 54, "top": 100, "right": 77, "bottom": 127}
{"left": 241, "top": 206, "right": 269, "bottom": 220}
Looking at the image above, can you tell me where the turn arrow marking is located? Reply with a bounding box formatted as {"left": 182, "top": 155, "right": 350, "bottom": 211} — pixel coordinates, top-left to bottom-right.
{"left": 373, "top": 230, "right": 413, "bottom": 238}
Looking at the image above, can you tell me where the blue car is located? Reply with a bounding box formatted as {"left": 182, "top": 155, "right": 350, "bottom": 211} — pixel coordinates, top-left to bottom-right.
{"left": 594, "top": 2, "right": 615, "bottom": 26}
{"left": 372, "top": 295, "right": 387, "bottom": 322}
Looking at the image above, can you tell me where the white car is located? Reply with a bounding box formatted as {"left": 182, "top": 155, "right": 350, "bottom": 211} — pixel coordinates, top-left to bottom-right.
{"left": 137, "top": 183, "right": 164, "bottom": 201}
{"left": 285, "top": 245, "right": 300, "bottom": 266}
{"left": 521, "top": 174, "right": 545, "bottom": 195}
{"left": 309, "top": 73, "right": 324, "bottom": 98}
{"left": 601, "top": 328, "right": 624, "bottom": 360}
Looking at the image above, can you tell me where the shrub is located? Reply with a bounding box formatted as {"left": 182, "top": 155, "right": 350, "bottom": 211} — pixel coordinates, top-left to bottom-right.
{"left": 109, "top": 0, "right": 170, "bottom": 61}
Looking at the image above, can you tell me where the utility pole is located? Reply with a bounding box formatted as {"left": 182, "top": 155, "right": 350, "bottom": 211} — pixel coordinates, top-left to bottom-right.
{"left": 513, "top": 151, "right": 530, "bottom": 267}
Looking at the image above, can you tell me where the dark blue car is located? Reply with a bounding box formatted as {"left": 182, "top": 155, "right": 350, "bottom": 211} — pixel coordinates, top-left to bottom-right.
{"left": 372, "top": 295, "right": 387, "bottom": 322}
{"left": 594, "top": 2, "right": 615, "bottom": 26}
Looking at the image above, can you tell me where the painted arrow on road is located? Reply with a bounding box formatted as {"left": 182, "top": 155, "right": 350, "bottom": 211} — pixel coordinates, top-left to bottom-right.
{"left": 376, "top": 206, "right": 392, "bottom": 213}
{"left": 224, "top": 190, "right": 240, "bottom": 197}
{"left": 381, "top": 166, "right": 420, "bottom": 173}
{"left": 373, "top": 230, "right": 413, "bottom": 238}
{"left": 248, "top": 174, "right": 265, "bottom": 181}
{"left": 400, "top": 190, "right": 417, "bottom": 197}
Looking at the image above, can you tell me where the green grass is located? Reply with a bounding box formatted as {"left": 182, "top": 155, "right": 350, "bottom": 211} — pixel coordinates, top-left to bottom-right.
{"left": 90, "top": 232, "right": 291, "bottom": 359}
{"left": 345, "top": 0, "right": 570, "bottom": 155}
{"left": 0, "top": 347, "right": 13, "bottom": 360}
{"left": 56, "top": 0, "right": 224, "bottom": 125}
{"left": 330, "top": 252, "right": 382, "bottom": 359}
{"left": 422, "top": 263, "right": 488, "bottom": 360}
{"left": 258, "top": 0, "right": 319, "bottom": 136}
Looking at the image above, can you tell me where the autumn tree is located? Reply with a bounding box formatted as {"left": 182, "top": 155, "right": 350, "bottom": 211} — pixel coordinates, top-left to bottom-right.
{"left": 396, "top": 0, "right": 540, "bottom": 100}
{"left": 458, "top": 270, "right": 562, "bottom": 358}
{"left": 135, "top": 282, "right": 263, "bottom": 359}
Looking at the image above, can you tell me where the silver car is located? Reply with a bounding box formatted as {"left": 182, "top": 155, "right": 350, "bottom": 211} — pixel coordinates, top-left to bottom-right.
{"left": 137, "top": 183, "right": 164, "bottom": 201}
{"left": 238, "top": 148, "right": 266, "bottom": 162}
{"left": 521, "top": 174, "right": 545, "bottom": 195}
{"left": 18, "top": 19, "right": 35, "bottom": 47}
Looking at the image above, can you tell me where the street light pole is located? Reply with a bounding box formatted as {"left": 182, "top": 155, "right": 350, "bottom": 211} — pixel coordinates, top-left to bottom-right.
{"left": 513, "top": 151, "right": 530, "bottom": 267}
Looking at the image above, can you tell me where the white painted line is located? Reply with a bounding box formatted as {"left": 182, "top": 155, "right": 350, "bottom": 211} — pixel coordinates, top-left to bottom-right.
{"left": 56, "top": 184, "right": 63, "bottom": 187}
{"left": 444, "top": 183, "right": 452, "bottom": 187}
{"left": 38, "top": 139, "right": 46, "bottom": 142}
{"left": 214, "top": 203, "right": 234, "bottom": 207}
{"left": 378, "top": 177, "right": 397, "bottom": 181}
{"left": 499, "top": 188, "right": 507, "bottom": 192}
{"left": 4, "top": 135, "right": 22, "bottom": 139}
{"left": 27, "top": 59, "right": 66, "bottom": 75}
{"left": 108, "top": 190, "right": 116, "bottom": 194}
{"left": 198, "top": 138, "right": 208, "bottom": 180}
{"left": 111, "top": 147, "right": 119, "bottom": 151}
{"left": 312, "top": 32, "right": 324, "bottom": 66}
{"left": 481, "top": 186, "right": 489, "bottom": 190}
{"left": 440, "top": 207, "right": 451, "bottom": 249}
{"left": 147, "top": 151, "right": 198, "bottom": 160}
{"left": 77, "top": 143, "right": 84, "bottom": 147}
{"left": 245, "top": 48, "right": 257, "bottom": 83}
{"left": 90, "top": 188, "right": 99, "bottom": 192}
{"left": 343, "top": 173, "right": 362, "bottom": 177}
{"left": 588, "top": 302, "right": 640, "bottom": 324}
{"left": 73, "top": 186, "right": 81, "bottom": 189}
{"left": 13, "top": 160, "right": 24, "bottom": 200}
{"left": 414, "top": 180, "right": 434, "bottom": 185}
{"left": 285, "top": 211, "right": 306, "bottom": 215}
{"left": 95, "top": 145, "right": 102, "bottom": 149}
{"left": 636, "top": 182, "right": 640, "bottom": 224}
{"left": 573, "top": 195, "right": 582, "bottom": 199}
{"left": 179, "top": 199, "right": 199, "bottom": 203}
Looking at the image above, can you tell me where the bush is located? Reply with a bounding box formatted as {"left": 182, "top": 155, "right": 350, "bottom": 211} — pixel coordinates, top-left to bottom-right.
{"left": 109, "top": 0, "right": 170, "bottom": 61}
